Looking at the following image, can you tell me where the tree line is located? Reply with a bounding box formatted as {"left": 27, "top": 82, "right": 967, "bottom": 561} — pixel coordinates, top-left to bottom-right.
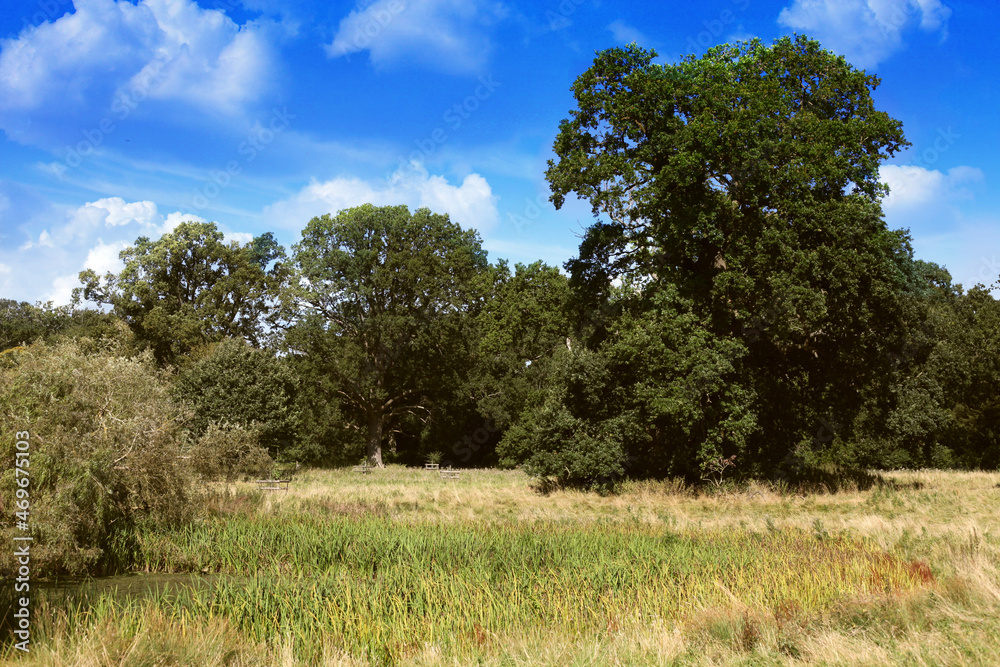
{"left": 5, "top": 36, "right": 999, "bottom": 495}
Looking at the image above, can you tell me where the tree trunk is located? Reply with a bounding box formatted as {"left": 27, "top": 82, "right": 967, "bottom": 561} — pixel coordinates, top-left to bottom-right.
{"left": 366, "top": 410, "right": 385, "bottom": 467}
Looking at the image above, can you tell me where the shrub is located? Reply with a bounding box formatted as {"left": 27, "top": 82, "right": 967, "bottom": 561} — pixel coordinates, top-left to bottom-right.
{"left": 172, "top": 338, "right": 299, "bottom": 459}
{"left": 187, "top": 423, "right": 274, "bottom": 482}
{"left": 520, "top": 347, "right": 628, "bottom": 489}
{"left": 0, "top": 340, "right": 196, "bottom": 576}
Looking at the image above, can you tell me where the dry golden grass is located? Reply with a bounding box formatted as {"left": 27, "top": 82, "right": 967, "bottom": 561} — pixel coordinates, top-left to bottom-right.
{"left": 4, "top": 467, "right": 999, "bottom": 666}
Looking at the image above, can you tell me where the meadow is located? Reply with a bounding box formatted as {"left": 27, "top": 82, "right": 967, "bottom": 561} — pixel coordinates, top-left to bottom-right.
{"left": 4, "top": 467, "right": 999, "bottom": 666}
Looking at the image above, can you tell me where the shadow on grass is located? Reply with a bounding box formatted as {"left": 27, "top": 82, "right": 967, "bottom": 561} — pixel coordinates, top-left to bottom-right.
{"left": 529, "top": 466, "right": 924, "bottom": 497}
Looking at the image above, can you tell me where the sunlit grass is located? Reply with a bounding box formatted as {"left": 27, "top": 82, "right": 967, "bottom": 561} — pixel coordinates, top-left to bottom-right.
{"left": 4, "top": 466, "right": 1000, "bottom": 665}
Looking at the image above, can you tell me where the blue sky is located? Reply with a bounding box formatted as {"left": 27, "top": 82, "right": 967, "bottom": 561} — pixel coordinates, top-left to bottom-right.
{"left": 1, "top": 0, "right": 997, "bottom": 305}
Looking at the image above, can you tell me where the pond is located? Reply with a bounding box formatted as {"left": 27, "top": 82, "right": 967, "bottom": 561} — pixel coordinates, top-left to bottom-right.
{"left": 35, "top": 572, "right": 237, "bottom": 601}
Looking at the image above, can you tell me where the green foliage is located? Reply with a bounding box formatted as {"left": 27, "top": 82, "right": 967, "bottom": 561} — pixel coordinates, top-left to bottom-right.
{"left": 474, "top": 261, "right": 572, "bottom": 466}
{"left": 603, "top": 285, "right": 756, "bottom": 479}
{"left": 77, "top": 222, "right": 287, "bottom": 364}
{"left": 512, "top": 285, "right": 756, "bottom": 484}
{"left": 883, "top": 283, "right": 1000, "bottom": 468}
{"left": 0, "top": 299, "right": 121, "bottom": 351}
{"left": 519, "top": 346, "right": 628, "bottom": 489}
{"left": 187, "top": 423, "right": 274, "bottom": 482}
{"left": 0, "top": 299, "right": 56, "bottom": 349}
{"left": 0, "top": 340, "right": 194, "bottom": 576}
{"left": 172, "top": 338, "right": 299, "bottom": 459}
{"left": 287, "top": 353, "right": 362, "bottom": 466}
{"left": 544, "top": 35, "right": 918, "bottom": 478}
{"left": 285, "top": 204, "right": 488, "bottom": 466}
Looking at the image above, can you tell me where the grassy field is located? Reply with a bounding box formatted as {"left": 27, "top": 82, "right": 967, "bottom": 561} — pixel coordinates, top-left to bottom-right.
{"left": 4, "top": 467, "right": 1000, "bottom": 666}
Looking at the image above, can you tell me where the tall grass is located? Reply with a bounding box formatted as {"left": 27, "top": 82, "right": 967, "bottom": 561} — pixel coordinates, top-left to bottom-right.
{"left": 5, "top": 467, "right": 998, "bottom": 665}
{"left": 11, "top": 514, "right": 925, "bottom": 665}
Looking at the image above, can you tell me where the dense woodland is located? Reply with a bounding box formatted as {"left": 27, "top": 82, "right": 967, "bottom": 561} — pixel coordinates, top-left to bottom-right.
{"left": 2, "top": 36, "right": 999, "bottom": 574}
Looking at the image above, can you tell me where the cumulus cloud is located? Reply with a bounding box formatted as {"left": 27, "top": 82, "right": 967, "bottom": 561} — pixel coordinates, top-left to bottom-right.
{"left": 20, "top": 230, "right": 56, "bottom": 250}
{"left": 83, "top": 239, "right": 130, "bottom": 274}
{"left": 881, "top": 164, "right": 982, "bottom": 211}
{"left": 326, "top": 0, "right": 506, "bottom": 72}
{"left": 0, "top": 0, "right": 281, "bottom": 145}
{"left": 0, "top": 190, "right": 232, "bottom": 305}
{"left": 226, "top": 232, "right": 254, "bottom": 244}
{"left": 163, "top": 211, "right": 207, "bottom": 234}
{"left": 878, "top": 163, "right": 994, "bottom": 291}
{"left": 263, "top": 163, "right": 499, "bottom": 232}
{"left": 777, "top": 0, "right": 952, "bottom": 69}
{"left": 62, "top": 197, "right": 205, "bottom": 240}
{"left": 46, "top": 274, "right": 84, "bottom": 307}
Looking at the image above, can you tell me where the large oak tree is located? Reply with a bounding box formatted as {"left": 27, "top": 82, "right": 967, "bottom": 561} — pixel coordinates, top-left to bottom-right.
{"left": 284, "top": 204, "right": 488, "bottom": 467}
{"left": 77, "top": 222, "right": 286, "bottom": 364}
{"left": 545, "top": 36, "right": 920, "bottom": 475}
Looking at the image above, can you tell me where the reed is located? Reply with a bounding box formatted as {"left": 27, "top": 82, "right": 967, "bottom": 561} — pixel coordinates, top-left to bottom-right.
{"left": 4, "top": 467, "right": 998, "bottom": 666}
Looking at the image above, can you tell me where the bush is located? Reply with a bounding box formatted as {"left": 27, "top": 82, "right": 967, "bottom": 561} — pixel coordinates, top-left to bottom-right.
{"left": 172, "top": 338, "right": 299, "bottom": 459}
{"left": 187, "top": 423, "right": 274, "bottom": 482}
{"left": 520, "top": 347, "right": 628, "bottom": 489}
{"left": 0, "top": 340, "right": 195, "bottom": 576}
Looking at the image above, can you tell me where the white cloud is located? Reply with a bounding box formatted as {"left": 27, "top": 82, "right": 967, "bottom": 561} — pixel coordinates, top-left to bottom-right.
{"left": 20, "top": 229, "right": 56, "bottom": 251}
{"left": 46, "top": 274, "right": 82, "bottom": 307}
{"left": 62, "top": 197, "right": 205, "bottom": 239}
{"left": 94, "top": 197, "right": 159, "bottom": 227}
{"left": 82, "top": 239, "right": 129, "bottom": 275}
{"left": 0, "top": 0, "right": 281, "bottom": 144}
{"left": 263, "top": 163, "right": 499, "bottom": 232}
{"left": 0, "top": 188, "right": 232, "bottom": 306}
{"left": 607, "top": 20, "right": 651, "bottom": 46}
{"left": 881, "top": 164, "right": 982, "bottom": 211}
{"left": 777, "top": 0, "right": 952, "bottom": 69}
{"left": 907, "top": 221, "right": 1000, "bottom": 292}
{"left": 878, "top": 163, "right": 995, "bottom": 291}
{"left": 162, "top": 211, "right": 206, "bottom": 234}
{"left": 326, "top": 0, "right": 506, "bottom": 72}
{"left": 227, "top": 231, "right": 254, "bottom": 244}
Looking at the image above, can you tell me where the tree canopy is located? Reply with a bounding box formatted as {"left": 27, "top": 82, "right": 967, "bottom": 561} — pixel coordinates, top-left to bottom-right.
{"left": 544, "top": 35, "right": 923, "bottom": 478}
{"left": 284, "top": 204, "right": 489, "bottom": 467}
{"left": 77, "top": 221, "right": 286, "bottom": 364}
{"left": 25, "top": 34, "right": 995, "bottom": 483}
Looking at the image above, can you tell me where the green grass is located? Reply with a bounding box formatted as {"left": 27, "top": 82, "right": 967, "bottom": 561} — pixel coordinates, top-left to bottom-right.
{"left": 4, "top": 467, "right": 1000, "bottom": 666}
{"left": 120, "top": 516, "right": 925, "bottom": 663}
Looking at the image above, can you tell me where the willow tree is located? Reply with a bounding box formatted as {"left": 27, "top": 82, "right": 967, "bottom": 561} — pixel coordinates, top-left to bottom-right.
{"left": 285, "top": 204, "right": 488, "bottom": 467}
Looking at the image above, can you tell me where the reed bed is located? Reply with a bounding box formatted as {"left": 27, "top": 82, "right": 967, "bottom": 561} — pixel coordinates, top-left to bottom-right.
{"left": 5, "top": 467, "right": 998, "bottom": 665}
{"left": 12, "top": 515, "right": 925, "bottom": 665}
